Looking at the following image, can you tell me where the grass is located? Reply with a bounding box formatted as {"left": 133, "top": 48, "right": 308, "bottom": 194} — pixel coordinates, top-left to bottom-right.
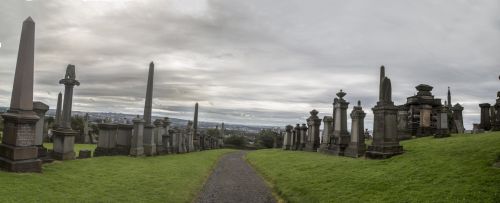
{"left": 43, "top": 143, "right": 97, "bottom": 155}
{"left": 0, "top": 147, "right": 234, "bottom": 202}
{"left": 246, "top": 132, "right": 500, "bottom": 203}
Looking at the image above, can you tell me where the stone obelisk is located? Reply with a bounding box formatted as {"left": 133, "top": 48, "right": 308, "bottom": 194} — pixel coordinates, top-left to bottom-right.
{"left": 143, "top": 62, "right": 156, "bottom": 156}
{"left": 54, "top": 92, "right": 62, "bottom": 128}
{"left": 52, "top": 64, "right": 80, "bottom": 160}
{"left": 193, "top": 102, "right": 198, "bottom": 143}
{"left": 0, "top": 17, "right": 42, "bottom": 172}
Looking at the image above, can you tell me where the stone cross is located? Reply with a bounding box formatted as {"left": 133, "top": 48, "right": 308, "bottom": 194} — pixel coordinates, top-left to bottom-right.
{"left": 59, "top": 64, "right": 80, "bottom": 129}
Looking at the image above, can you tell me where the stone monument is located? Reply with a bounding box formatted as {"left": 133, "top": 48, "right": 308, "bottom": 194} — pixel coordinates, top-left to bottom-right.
{"left": 304, "top": 109, "right": 321, "bottom": 152}
{"left": 434, "top": 104, "right": 450, "bottom": 138}
{"left": 283, "top": 125, "right": 293, "bottom": 150}
{"left": 293, "top": 124, "right": 300, "bottom": 150}
{"left": 299, "top": 124, "right": 308, "bottom": 150}
{"left": 52, "top": 64, "right": 80, "bottom": 160}
{"left": 0, "top": 17, "right": 42, "bottom": 172}
{"left": 143, "top": 62, "right": 156, "bottom": 156}
{"left": 130, "top": 115, "right": 145, "bottom": 156}
{"left": 116, "top": 121, "right": 133, "bottom": 155}
{"left": 54, "top": 92, "right": 62, "bottom": 129}
{"left": 320, "top": 116, "right": 333, "bottom": 149}
{"left": 479, "top": 103, "right": 491, "bottom": 131}
{"left": 154, "top": 119, "right": 165, "bottom": 154}
{"left": 365, "top": 67, "right": 404, "bottom": 159}
{"left": 344, "top": 101, "right": 366, "bottom": 158}
{"left": 33, "top": 102, "right": 49, "bottom": 158}
{"left": 452, "top": 103, "right": 465, "bottom": 133}
{"left": 94, "top": 121, "right": 118, "bottom": 157}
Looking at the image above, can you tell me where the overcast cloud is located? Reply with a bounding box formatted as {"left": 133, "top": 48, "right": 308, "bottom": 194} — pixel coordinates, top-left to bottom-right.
{"left": 0, "top": 0, "right": 499, "bottom": 129}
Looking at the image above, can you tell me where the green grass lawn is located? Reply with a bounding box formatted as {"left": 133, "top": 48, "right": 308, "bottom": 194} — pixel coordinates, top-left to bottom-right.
{"left": 43, "top": 143, "right": 97, "bottom": 155}
{"left": 0, "top": 148, "right": 234, "bottom": 202}
{"left": 247, "top": 132, "right": 500, "bottom": 203}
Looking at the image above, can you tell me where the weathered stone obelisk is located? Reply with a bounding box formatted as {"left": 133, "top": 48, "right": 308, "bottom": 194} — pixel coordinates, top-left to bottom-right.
{"left": 366, "top": 67, "right": 404, "bottom": 159}
{"left": 52, "top": 64, "right": 80, "bottom": 160}
{"left": 143, "top": 62, "right": 156, "bottom": 156}
{"left": 193, "top": 102, "right": 198, "bottom": 140}
{"left": 0, "top": 17, "right": 42, "bottom": 172}
{"left": 54, "top": 92, "right": 62, "bottom": 128}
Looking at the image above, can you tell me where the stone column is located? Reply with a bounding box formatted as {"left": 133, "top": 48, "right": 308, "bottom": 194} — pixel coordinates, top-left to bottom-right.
{"left": 283, "top": 125, "right": 293, "bottom": 150}
{"left": 397, "top": 105, "right": 411, "bottom": 140}
{"left": 479, "top": 103, "right": 491, "bottom": 131}
{"left": 493, "top": 96, "right": 500, "bottom": 131}
{"left": 170, "top": 128, "right": 178, "bottom": 153}
{"left": 193, "top": 103, "right": 199, "bottom": 148}
{"left": 319, "top": 116, "right": 333, "bottom": 149}
{"left": 54, "top": 92, "right": 62, "bottom": 129}
{"left": 0, "top": 17, "right": 42, "bottom": 172}
{"left": 154, "top": 119, "right": 165, "bottom": 155}
{"left": 94, "top": 122, "right": 118, "bottom": 157}
{"left": 130, "top": 116, "right": 145, "bottom": 156}
{"left": 299, "top": 124, "right": 308, "bottom": 150}
{"left": 116, "top": 123, "right": 133, "bottom": 155}
{"left": 33, "top": 102, "right": 49, "bottom": 158}
{"left": 452, "top": 103, "right": 465, "bottom": 133}
{"left": 366, "top": 75, "right": 404, "bottom": 159}
{"left": 345, "top": 101, "right": 366, "bottom": 158}
{"left": 162, "top": 117, "right": 171, "bottom": 153}
{"left": 304, "top": 109, "right": 321, "bottom": 152}
{"left": 83, "top": 113, "right": 90, "bottom": 144}
{"left": 187, "top": 121, "right": 195, "bottom": 152}
{"left": 143, "top": 62, "right": 156, "bottom": 156}
{"left": 52, "top": 64, "right": 80, "bottom": 160}
{"left": 434, "top": 105, "right": 450, "bottom": 138}
{"left": 332, "top": 90, "right": 350, "bottom": 155}
{"left": 417, "top": 104, "right": 433, "bottom": 137}
{"left": 293, "top": 124, "right": 300, "bottom": 150}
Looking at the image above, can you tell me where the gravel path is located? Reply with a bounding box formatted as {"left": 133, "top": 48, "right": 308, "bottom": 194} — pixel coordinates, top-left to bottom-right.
{"left": 196, "top": 151, "right": 276, "bottom": 203}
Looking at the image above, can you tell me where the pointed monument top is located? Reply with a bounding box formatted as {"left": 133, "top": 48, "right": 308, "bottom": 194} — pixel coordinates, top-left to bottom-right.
{"left": 24, "top": 16, "right": 34, "bottom": 23}
{"left": 150, "top": 61, "right": 154, "bottom": 67}
{"left": 357, "top": 100, "right": 361, "bottom": 106}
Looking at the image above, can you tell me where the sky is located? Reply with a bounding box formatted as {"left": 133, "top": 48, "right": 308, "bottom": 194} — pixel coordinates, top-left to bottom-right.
{"left": 0, "top": 0, "right": 499, "bottom": 129}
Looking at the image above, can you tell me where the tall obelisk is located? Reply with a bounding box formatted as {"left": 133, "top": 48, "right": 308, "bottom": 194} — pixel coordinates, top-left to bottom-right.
{"left": 447, "top": 87, "right": 452, "bottom": 108}
{"left": 379, "top": 65, "right": 385, "bottom": 101}
{"left": 54, "top": 92, "right": 62, "bottom": 128}
{"left": 143, "top": 62, "right": 156, "bottom": 156}
{"left": 0, "top": 17, "right": 42, "bottom": 172}
{"left": 193, "top": 102, "right": 198, "bottom": 139}
{"left": 52, "top": 65, "right": 80, "bottom": 160}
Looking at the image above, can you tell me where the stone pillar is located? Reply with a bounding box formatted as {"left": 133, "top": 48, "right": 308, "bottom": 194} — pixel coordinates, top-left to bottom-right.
{"left": 397, "top": 105, "right": 411, "bottom": 140}
{"left": 345, "top": 101, "right": 366, "bottom": 158}
{"left": 82, "top": 113, "right": 90, "bottom": 144}
{"left": 320, "top": 116, "right": 333, "bottom": 149}
{"left": 187, "top": 121, "right": 195, "bottom": 152}
{"left": 33, "top": 102, "right": 49, "bottom": 158}
{"left": 52, "top": 64, "right": 80, "bottom": 161}
{"left": 143, "top": 125, "right": 156, "bottom": 156}
{"left": 94, "top": 122, "right": 118, "bottom": 157}
{"left": 452, "top": 103, "right": 465, "bottom": 133}
{"left": 366, "top": 75, "right": 404, "bottom": 159}
{"left": 417, "top": 104, "right": 433, "bottom": 137}
{"left": 283, "top": 125, "right": 293, "bottom": 150}
{"left": 434, "top": 105, "right": 450, "bottom": 138}
{"left": 193, "top": 103, "right": 199, "bottom": 148}
{"left": 304, "top": 109, "right": 321, "bottom": 152}
{"left": 493, "top": 97, "right": 500, "bottom": 131}
{"left": 154, "top": 119, "right": 165, "bottom": 155}
{"left": 162, "top": 117, "right": 171, "bottom": 154}
{"left": 170, "top": 128, "right": 178, "bottom": 153}
{"left": 143, "top": 62, "right": 156, "bottom": 156}
{"left": 332, "top": 90, "right": 350, "bottom": 155}
{"left": 479, "top": 103, "right": 491, "bottom": 131}
{"left": 299, "top": 124, "right": 308, "bottom": 150}
{"left": 0, "top": 17, "right": 42, "bottom": 172}
{"left": 54, "top": 92, "right": 62, "bottom": 129}
{"left": 130, "top": 116, "right": 144, "bottom": 156}
{"left": 116, "top": 123, "right": 133, "bottom": 155}
{"left": 293, "top": 124, "right": 300, "bottom": 150}
{"left": 178, "top": 129, "right": 187, "bottom": 153}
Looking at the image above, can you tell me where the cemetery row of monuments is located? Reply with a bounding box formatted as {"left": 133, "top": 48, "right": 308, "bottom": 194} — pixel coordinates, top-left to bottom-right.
{"left": 0, "top": 17, "right": 225, "bottom": 172}
{"left": 283, "top": 66, "right": 472, "bottom": 159}
{"left": 477, "top": 76, "right": 500, "bottom": 132}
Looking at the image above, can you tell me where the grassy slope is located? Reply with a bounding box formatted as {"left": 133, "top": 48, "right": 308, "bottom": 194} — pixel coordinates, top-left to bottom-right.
{"left": 247, "top": 132, "right": 500, "bottom": 203}
{"left": 43, "top": 143, "right": 97, "bottom": 155}
{"left": 0, "top": 148, "right": 233, "bottom": 202}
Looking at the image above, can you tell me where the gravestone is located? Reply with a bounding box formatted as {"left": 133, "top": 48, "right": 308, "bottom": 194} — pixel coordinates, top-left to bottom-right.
{"left": 345, "top": 101, "right": 366, "bottom": 158}
{"left": 116, "top": 122, "right": 133, "bottom": 155}
{"left": 320, "top": 116, "right": 333, "bottom": 149}
{"left": 293, "top": 124, "right": 300, "bottom": 150}
{"left": 299, "top": 124, "right": 308, "bottom": 150}
{"left": 396, "top": 105, "right": 411, "bottom": 140}
{"left": 434, "top": 105, "right": 450, "bottom": 138}
{"left": 479, "top": 103, "right": 491, "bottom": 131}
{"left": 162, "top": 117, "right": 171, "bottom": 154}
{"left": 283, "top": 125, "right": 293, "bottom": 150}
{"left": 0, "top": 17, "right": 42, "bottom": 172}
{"left": 154, "top": 119, "right": 165, "bottom": 155}
{"left": 366, "top": 67, "right": 404, "bottom": 159}
{"left": 452, "top": 103, "right": 465, "bottom": 133}
{"left": 304, "top": 109, "right": 321, "bottom": 152}
{"left": 52, "top": 64, "right": 80, "bottom": 161}
{"left": 94, "top": 122, "right": 118, "bottom": 156}
{"left": 130, "top": 115, "right": 145, "bottom": 156}
{"left": 33, "top": 101, "right": 49, "bottom": 158}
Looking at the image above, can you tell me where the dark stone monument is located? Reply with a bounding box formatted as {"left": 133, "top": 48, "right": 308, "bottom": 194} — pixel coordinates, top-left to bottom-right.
{"left": 452, "top": 103, "right": 465, "bottom": 133}
{"left": 320, "top": 116, "right": 333, "bottom": 149}
{"left": 434, "top": 104, "right": 450, "bottom": 138}
{"left": 479, "top": 103, "right": 492, "bottom": 131}
{"left": 116, "top": 122, "right": 133, "bottom": 155}
{"left": 33, "top": 101, "right": 49, "bottom": 158}
{"left": 283, "top": 125, "right": 293, "bottom": 150}
{"left": 298, "top": 124, "right": 308, "bottom": 150}
{"left": 0, "top": 17, "right": 42, "bottom": 172}
{"left": 94, "top": 122, "right": 118, "bottom": 157}
{"left": 318, "top": 90, "right": 349, "bottom": 156}
{"left": 293, "top": 124, "right": 300, "bottom": 150}
{"left": 366, "top": 67, "right": 404, "bottom": 159}
{"left": 304, "top": 109, "right": 321, "bottom": 152}
{"left": 345, "top": 101, "right": 366, "bottom": 158}
{"left": 77, "top": 150, "right": 91, "bottom": 159}
{"left": 143, "top": 62, "right": 156, "bottom": 156}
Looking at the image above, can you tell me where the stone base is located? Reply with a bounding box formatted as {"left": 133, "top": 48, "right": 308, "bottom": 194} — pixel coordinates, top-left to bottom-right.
{"left": 303, "top": 143, "right": 319, "bottom": 152}
{"left": 282, "top": 145, "right": 291, "bottom": 150}
{"left": 78, "top": 150, "right": 92, "bottom": 159}
{"left": 129, "top": 147, "right": 144, "bottom": 156}
{"left": 0, "top": 156, "right": 42, "bottom": 173}
{"left": 115, "top": 145, "right": 130, "bottom": 155}
{"left": 144, "top": 144, "right": 156, "bottom": 156}
{"left": 36, "top": 145, "right": 48, "bottom": 158}
{"left": 0, "top": 144, "right": 38, "bottom": 160}
{"left": 416, "top": 127, "right": 433, "bottom": 137}
{"left": 398, "top": 133, "right": 412, "bottom": 140}
{"left": 365, "top": 145, "right": 404, "bottom": 159}
{"left": 94, "top": 147, "right": 118, "bottom": 157}
{"left": 156, "top": 145, "right": 167, "bottom": 155}
{"left": 344, "top": 143, "right": 366, "bottom": 158}
{"left": 52, "top": 129, "right": 77, "bottom": 160}
{"left": 52, "top": 150, "right": 75, "bottom": 161}
{"left": 317, "top": 147, "right": 342, "bottom": 156}
{"left": 434, "top": 129, "right": 450, "bottom": 138}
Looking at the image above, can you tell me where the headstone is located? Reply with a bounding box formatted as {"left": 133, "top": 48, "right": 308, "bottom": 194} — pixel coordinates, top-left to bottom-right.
{"left": 299, "top": 124, "right": 308, "bottom": 150}
{"left": 143, "top": 62, "right": 156, "bottom": 156}
{"left": 77, "top": 150, "right": 91, "bottom": 159}
{"left": 94, "top": 122, "right": 118, "bottom": 156}
{"left": 452, "top": 103, "right": 465, "bottom": 133}
{"left": 130, "top": 115, "right": 145, "bottom": 156}
{"left": 479, "top": 103, "right": 492, "bottom": 131}
{"left": 365, "top": 67, "right": 404, "bottom": 159}
{"left": 283, "top": 125, "right": 293, "bottom": 150}
{"left": 293, "top": 124, "right": 300, "bottom": 150}
{"left": 319, "top": 90, "right": 349, "bottom": 155}
{"left": 320, "top": 116, "right": 333, "bottom": 149}
{"left": 0, "top": 17, "right": 42, "bottom": 172}
{"left": 54, "top": 92, "right": 62, "bottom": 129}
{"left": 472, "top": 123, "right": 484, "bottom": 134}
{"left": 82, "top": 113, "right": 90, "bottom": 144}
{"left": 116, "top": 122, "right": 133, "bottom": 155}
{"left": 162, "top": 117, "right": 171, "bottom": 153}
{"left": 434, "top": 105, "right": 450, "bottom": 138}
{"left": 154, "top": 119, "right": 165, "bottom": 154}
{"left": 396, "top": 105, "right": 411, "bottom": 140}
{"left": 33, "top": 101, "right": 49, "bottom": 158}
{"left": 304, "top": 109, "right": 321, "bottom": 152}
{"left": 345, "top": 101, "right": 366, "bottom": 158}
{"left": 52, "top": 64, "right": 80, "bottom": 161}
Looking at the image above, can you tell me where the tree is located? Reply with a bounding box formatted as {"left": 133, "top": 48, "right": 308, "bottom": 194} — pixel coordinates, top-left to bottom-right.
{"left": 256, "top": 129, "right": 279, "bottom": 148}
{"left": 224, "top": 135, "right": 246, "bottom": 147}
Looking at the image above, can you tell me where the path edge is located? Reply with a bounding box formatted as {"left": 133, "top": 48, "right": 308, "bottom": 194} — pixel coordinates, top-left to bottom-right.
{"left": 244, "top": 151, "right": 287, "bottom": 203}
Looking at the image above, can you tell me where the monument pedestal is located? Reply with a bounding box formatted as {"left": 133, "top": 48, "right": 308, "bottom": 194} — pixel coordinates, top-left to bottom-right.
{"left": 52, "top": 129, "right": 77, "bottom": 160}
{"left": 365, "top": 144, "right": 403, "bottom": 159}
{"left": 344, "top": 142, "right": 366, "bottom": 158}
{"left": 365, "top": 103, "right": 404, "bottom": 159}
{"left": 434, "top": 129, "right": 450, "bottom": 138}
{"left": 0, "top": 112, "right": 42, "bottom": 172}
{"left": 143, "top": 125, "right": 156, "bottom": 156}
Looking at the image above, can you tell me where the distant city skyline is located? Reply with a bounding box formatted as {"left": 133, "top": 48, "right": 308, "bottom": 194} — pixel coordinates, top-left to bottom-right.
{"left": 0, "top": 0, "right": 499, "bottom": 129}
